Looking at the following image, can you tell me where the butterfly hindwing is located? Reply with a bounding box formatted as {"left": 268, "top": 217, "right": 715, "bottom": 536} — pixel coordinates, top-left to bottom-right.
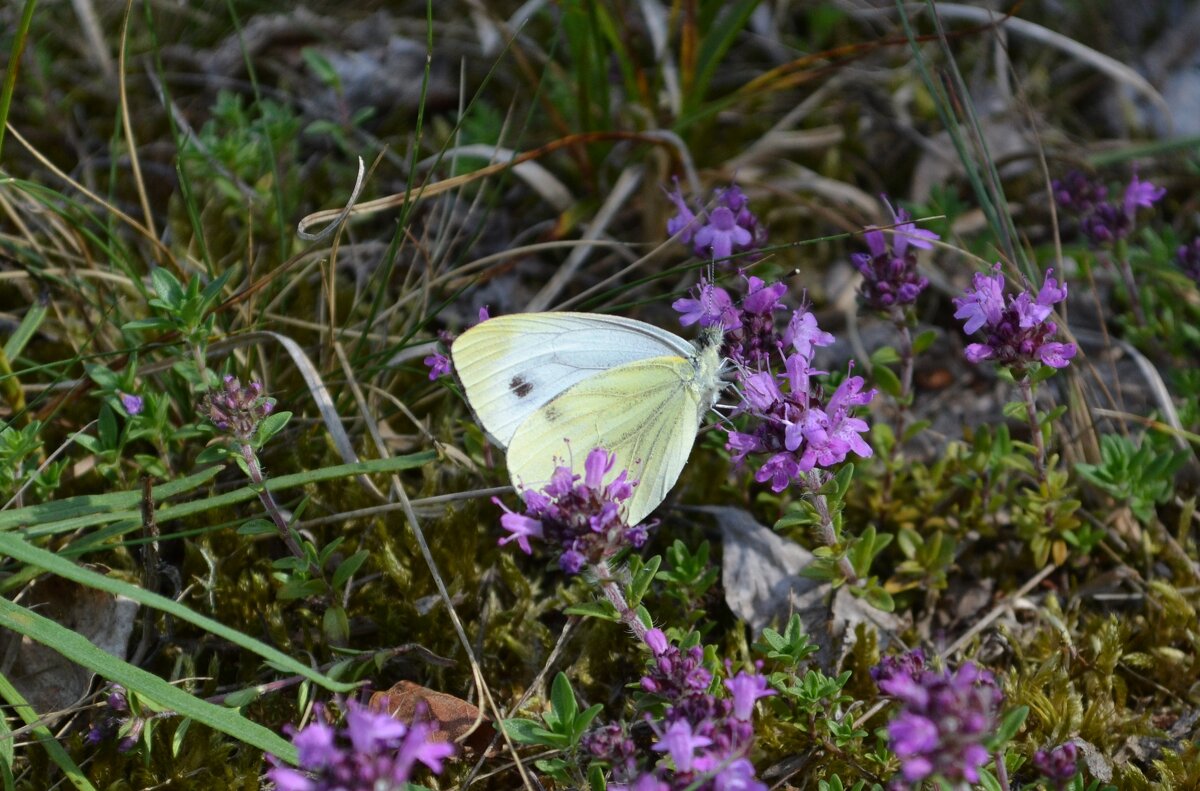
{"left": 504, "top": 355, "right": 703, "bottom": 525}
{"left": 451, "top": 312, "right": 694, "bottom": 446}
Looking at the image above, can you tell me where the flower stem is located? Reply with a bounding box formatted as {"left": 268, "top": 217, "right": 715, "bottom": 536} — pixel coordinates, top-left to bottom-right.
{"left": 994, "top": 750, "right": 1011, "bottom": 791}
{"left": 238, "top": 442, "right": 321, "bottom": 577}
{"left": 595, "top": 559, "right": 648, "bottom": 641}
{"left": 1017, "top": 378, "right": 1047, "bottom": 484}
{"left": 1114, "top": 254, "right": 1147, "bottom": 328}
{"left": 882, "top": 308, "right": 916, "bottom": 501}
{"left": 806, "top": 472, "right": 860, "bottom": 586}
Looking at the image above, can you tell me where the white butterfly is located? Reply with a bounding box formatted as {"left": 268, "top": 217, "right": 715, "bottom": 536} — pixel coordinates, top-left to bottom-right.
{"left": 451, "top": 312, "right": 725, "bottom": 524}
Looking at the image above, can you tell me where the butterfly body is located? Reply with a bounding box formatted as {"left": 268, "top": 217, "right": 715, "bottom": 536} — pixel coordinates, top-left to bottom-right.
{"left": 452, "top": 311, "right": 724, "bottom": 524}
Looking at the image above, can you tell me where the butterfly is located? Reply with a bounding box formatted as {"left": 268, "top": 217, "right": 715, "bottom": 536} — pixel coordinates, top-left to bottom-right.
{"left": 451, "top": 312, "right": 725, "bottom": 524}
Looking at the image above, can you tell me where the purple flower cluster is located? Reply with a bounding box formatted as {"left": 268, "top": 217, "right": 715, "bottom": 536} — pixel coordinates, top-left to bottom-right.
{"left": 872, "top": 650, "right": 1003, "bottom": 787}
{"left": 851, "top": 198, "right": 937, "bottom": 311}
{"left": 1175, "top": 237, "right": 1200, "bottom": 284}
{"left": 674, "top": 276, "right": 875, "bottom": 492}
{"left": 424, "top": 352, "right": 452, "bottom": 381}
{"left": 86, "top": 685, "right": 142, "bottom": 752}
{"left": 267, "top": 700, "right": 454, "bottom": 791}
{"left": 665, "top": 181, "right": 766, "bottom": 261}
{"left": 953, "top": 264, "right": 1076, "bottom": 372}
{"left": 1032, "top": 742, "right": 1079, "bottom": 790}
{"left": 201, "top": 374, "right": 275, "bottom": 440}
{"left": 426, "top": 307, "right": 489, "bottom": 381}
{"left": 585, "top": 629, "right": 774, "bottom": 791}
{"left": 494, "top": 447, "right": 649, "bottom": 574}
{"left": 1053, "top": 170, "right": 1165, "bottom": 246}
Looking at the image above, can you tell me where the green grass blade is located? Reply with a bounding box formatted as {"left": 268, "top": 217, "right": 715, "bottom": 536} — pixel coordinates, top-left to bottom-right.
{"left": 0, "top": 0, "right": 38, "bottom": 161}
{"left": 0, "top": 671, "right": 94, "bottom": 791}
{"left": 0, "top": 531, "right": 355, "bottom": 694}
{"left": 0, "top": 452, "right": 433, "bottom": 535}
{"left": 686, "top": 0, "right": 762, "bottom": 115}
{"left": 0, "top": 597, "right": 298, "bottom": 764}
{"left": 2, "top": 293, "right": 47, "bottom": 360}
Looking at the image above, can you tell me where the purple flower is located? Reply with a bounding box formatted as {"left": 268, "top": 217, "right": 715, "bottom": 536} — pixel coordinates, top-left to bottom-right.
{"left": 1175, "top": 237, "right": 1200, "bottom": 284}
{"left": 664, "top": 180, "right": 765, "bottom": 262}
{"left": 1052, "top": 170, "right": 1107, "bottom": 215}
{"left": 493, "top": 447, "right": 647, "bottom": 573}
{"left": 119, "top": 392, "right": 144, "bottom": 416}
{"left": 694, "top": 207, "right": 752, "bottom": 261}
{"left": 728, "top": 349, "right": 875, "bottom": 492}
{"left": 1123, "top": 171, "right": 1166, "bottom": 216}
{"left": 713, "top": 758, "right": 768, "bottom": 791}
{"left": 266, "top": 701, "right": 454, "bottom": 791}
{"left": 741, "top": 277, "right": 787, "bottom": 315}
{"left": 953, "top": 265, "right": 1007, "bottom": 335}
{"left": 724, "top": 670, "right": 774, "bottom": 720}
{"left": 665, "top": 183, "right": 701, "bottom": 244}
{"left": 201, "top": 375, "right": 276, "bottom": 441}
{"left": 874, "top": 653, "right": 1003, "bottom": 787}
{"left": 954, "top": 265, "right": 1075, "bottom": 374}
{"left": 493, "top": 497, "right": 544, "bottom": 554}
{"left": 783, "top": 310, "right": 834, "bottom": 359}
{"left": 673, "top": 279, "right": 741, "bottom": 330}
{"left": 1060, "top": 170, "right": 1162, "bottom": 247}
{"left": 1081, "top": 203, "right": 1130, "bottom": 245}
{"left": 852, "top": 198, "right": 936, "bottom": 310}
{"left": 653, "top": 720, "right": 712, "bottom": 773}
{"left": 292, "top": 720, "right": 338, "bottom": 767}
{"left": 423, "top": 352, "right": 452, "bottom": 381}
{"left": 1033, "top": 742, "right": 1079, "bottom": 790}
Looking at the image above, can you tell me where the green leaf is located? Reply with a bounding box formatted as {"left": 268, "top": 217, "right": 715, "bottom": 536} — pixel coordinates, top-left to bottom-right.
{"left": 0, "top": 596, "right": 297, "bottom": 764}
{"left": 254, "top": 411, "right": 292, "bottom": 447}
{"left": 277, "top": 579, "right": 326, "bottom": 601}
{"left": 122, "top": 317, "right": 174, "bottom": 333}
{"left": 588, "top": 762, "right": 608, "bottom": 791}
{"left": 902, "top": 419, "right": 932, "bottom": 441}
{"left": 630, "top": 554, "right": 661, "bottom": 602}
{"left": 171, "top": 718, "right": 192, "bottom": 758}
{"left": 993, "top": 704, "right": 1029, "bottom": 744}
{"left": 912, "top": 329, "right": 938, "bottom": 354}
{"left": 97, "top": 404, "right": 118, "bottom": 450}
{"left": 150, "top": 268, "right": 184, "bottom": 310}
{"left": 1002, "top": 400, "right": 1027, "bottom": 421}
{"left": 500, "top": 717, "right": 546, "bottom": 744}
{"left": 198, "top": 267, "right": 236, "bottom": 309}
{"left": 323, "top": 606, "right": 349, "bottom": 645}
{"left": 574, "top": 702, "right": 604, "bottom": 739}
{"left": 873, "top": 365, "right": 902, "bottom": 398}
{"left": 550, "top": 673, "right": 579, "bottom": 727}
{"left": 237, "top": 518, "right": 278, "bottom": 537}
{"left": 564, "top": 600, "right": 620, "bottom": 621}
{"left": 332, "top": 549, "right": 369, "bottom": 589}
{"left": 857, "top": 583, "right": 895, "bottom": 613}
{"left": 975, "top": 765, "right": 1003, "bottom": 791}
{"left": 870, "top": 345, "right": 901, "bottom": 365}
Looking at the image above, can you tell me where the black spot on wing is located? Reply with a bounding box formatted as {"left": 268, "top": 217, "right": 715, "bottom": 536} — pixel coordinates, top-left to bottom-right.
{"left": 509, "top": 375, "right": 534, "bottom": 399}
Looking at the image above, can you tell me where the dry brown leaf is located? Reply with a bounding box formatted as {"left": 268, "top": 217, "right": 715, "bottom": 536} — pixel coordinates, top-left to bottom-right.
{"left": 3, "top": 576, "right": 138, "bottom": 718}
{"left": 368, "top": 680, "right": 494, "bottom": 757}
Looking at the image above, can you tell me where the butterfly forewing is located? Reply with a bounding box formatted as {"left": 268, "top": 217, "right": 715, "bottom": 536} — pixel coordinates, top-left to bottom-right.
{"left": 504, "top": 355, "right": 703, "bottom": 525}
{"left": 451, "top": 312, "right": 693, "bottom": 446}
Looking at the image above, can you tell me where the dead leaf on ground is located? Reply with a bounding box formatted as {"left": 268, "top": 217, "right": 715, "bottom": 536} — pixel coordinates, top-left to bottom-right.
{"left": 2, "top": 575, "right": 138, "bottom": 718}
{"left": 368, "top": 680, "right": 494, "bottom": 757}
{"left": 704, "top": 505, "right": 903, "bottom": 669}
